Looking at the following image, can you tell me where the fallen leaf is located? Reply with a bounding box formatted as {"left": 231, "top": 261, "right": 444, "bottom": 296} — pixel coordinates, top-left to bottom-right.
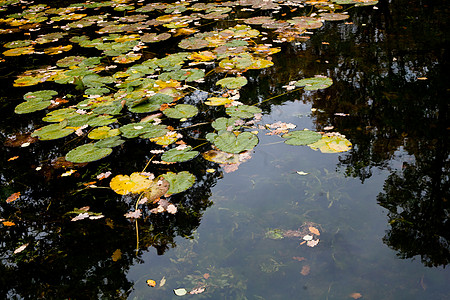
{"left": 14, "top": 243, "right": 29, "bottom": 254}
{"left": 111, "top": 249, "right": 122, "bottom": 261}
{"left": 296, "top": 171, "right": 309, "bottom": 175}
{"left": 173, "top": 288, "right": 187, "bottom": 296}
{"left": 3, "top": 221, "right": 16, "bottom": 226}
{"left": 309, "top": 226, "right": 320, "bottom": 235}
{"left": 71, "top": 212, "right": 89, "bottom": 221}
{"left": 6, "top": 192, "right": 21, "bottom": 203}
{"left": 306, "top": 239, "right": 320, "bottom": 247}
{"left": 159, "top": 276, "right": 166, "bottom": 287}
{"left": 300, "top": 265, "right": 310, "bottom": 276}
{"left": 8, "top": 156, "right": 19, "bottom": 161}
{"left": 292, "top": 256, "right": 306, "bottom": 261}
{"left": 146, "top": 279, "right": 156, "bottom": 287}
{"left": 417, "top": 77, "right": 427, "bottom": 80}
{"left": 303, "top": 234, "right": 313, "bottom": 241}
{"left": 61, "top": 169, "right": 77, "bottom": 177}
{"left": 203, "top": 273, "right": 210, "bottom": 279}
{"left": 349, "top": 292, "right": 362, "bottom": 299}
{"left": 124, "top": 209, "right": 142, "bottom": 219}
{"left": 97, "top": 171, "right": 112, "bottom": 180}
{"left": 189, "top": 287, "right": 205, "bottom": 294}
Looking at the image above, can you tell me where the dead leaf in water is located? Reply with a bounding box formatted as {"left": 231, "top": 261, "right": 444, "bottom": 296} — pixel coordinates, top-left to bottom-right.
{"left": 300, "top": 265, "right": 310, "bottom": 276}
{"left": 349, "top": 292, "right": 362, "bottom": 299}
{"left": 6, "top": 192, "right": 21, "bottom": 203}
{"left": 111, "top": 249, "right": 122, "bottom": 261}
{"left": 309, "top": 226, "right": 320, "bottom": 235}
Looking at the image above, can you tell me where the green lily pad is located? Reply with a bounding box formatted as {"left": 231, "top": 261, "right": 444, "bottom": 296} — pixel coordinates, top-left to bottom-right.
{"left": 207, "top": 131, "right": 258, "bottom": 154}
{"left": 120, "top": 122, "right": 168, "bottom": 139}
{"left": 23, "top": 90, "right": 58, "bottom": 101}
{"left": 160, "top": 171, "right": 195, "bottom": 194}
{"left": 66, "top": 144, "right": 112, "bottom": 163}
{"left": 94, "top": 136, "right": 125, "bottom": 148}
{"left": 158, "top": 68, "right": 205, "bottom": 82}
{"left": 225, "top": 105, "right": 262, "bottom": 119}
{"left": 212, "top": 117, "right": 242, "bottom": 133}
{"left": 282, "top": 130, "right": 322, "bottom": 145}
{"left": 88, "top": 126, "right": 121, "bottom": 140}
{"left": 163, "top": 104, "right": 198, "bottom": 119}
{"left": 31, "top": 121, "right": 74, "bottom": 140}
{"left": 141, "top": 32, "right": 171, "bottom": 43}
{"left": 265, "top": 229, "right": 284, "bottom": 240}
{"left": 161, "top": 146, "right": 199, "bottom": 163}
{"left": 4, "top": 40, "right": 33, "bottom": 49}
{"left": 88, "top": 115, "right": 118, "bottom": 127}
{"left": 216, "top": 76, "right": 248, "bottom": 89}
{"left": 85, "top": 87, "right": 110, "bottom": 95}
{"left": 15, "top": 100, "right": 51, "bottom": 114}
{"left": 66, "top": 114, "right": 96, "bottom": 127}
{"left": 42, "top": 108, "right": 77, "bottom": 122}
{"left": 295, "top": 76, "right": 333, "bottom": 91}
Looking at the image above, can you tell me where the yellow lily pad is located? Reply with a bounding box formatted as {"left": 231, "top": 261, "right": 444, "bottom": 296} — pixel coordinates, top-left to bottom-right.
{"left": 110, "top": 172, "right": 154, "bottom": 195}
{"left": 308, "top": 134, "right": 352, "bottom": 153}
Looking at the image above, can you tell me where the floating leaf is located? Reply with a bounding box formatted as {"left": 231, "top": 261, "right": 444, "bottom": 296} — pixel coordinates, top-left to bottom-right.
{"left": 160, "top": 171, "right": 195, "bottom": 195}
{"left": 146, "top": 279, "right": 156, "bottom": 287}
{"left": 282, "top": 130, "right": 322, "bottom": 145}
{"left": 320, "top": 13, "right": 350, "bottom": 21}
{"left": 94, "top": 136, "right": 125, "bottom": 148}
{"left": 6, "top": 192, "right": 21, "bottom": 203}
{"left": 216, "top": 76, "right": 248, "bottom": 89}
{"left": 88, "top": 126, "right": 121, "bottom": 140}
{"left": 15, "top": 100, "right": 51, "bottom": 114}
{"left": 110, "top": 172, "right": 155, "bottom": 195}
{"left": 65, "top": 144, "right": 112, "bottom": 163}
{"left": 212, "top": 117, "right": 242, "bottom": 133}
{"left": 174, "top": 288, "right": 188, "bottom": 296}
{"left": 120, "top": 122, "right": 168, "bottom": 139}
{"left": 294, "top": 76, "right": 333, "bottom": 90}
{"left": 32, "top": 121, "right": 74, "bottom": 140}
{"left": 14, "top": 243, "right": 29, "bottom": 254}
{"left": 202, "top": 150, "right": 240, "bottom": 164}
{"left": 111, "top": 249, "right": 122, "bottom": 262}
{"left": 308, "top": 134, "right": 352, "bottom": 153}
{"left": 207, "top": 131, "right": 258, "bottom": 154}
{"left": 225, "top": 105, "right": 262, "bottom": 119}
{"left": 23, "top": 90, "right": 58, "bottom": 101}
{"left": 3, "top": 46, "right": 34, "bottom": 56}
{"left": 161, "top": 146, "right": 199, "bottom": 162}
{"left": 163, "top": 104, "right": 198, "bottom": 119}
{"left": 142, "top": 178, "right": 170, "bottom": 201}
{"left": 205, "top": 97, "right": 232, "bottom": 106}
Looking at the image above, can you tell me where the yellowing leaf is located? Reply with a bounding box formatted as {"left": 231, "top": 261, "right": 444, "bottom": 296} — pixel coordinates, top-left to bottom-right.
{"left": 309, "top": 226, "right": 320, "bottom": 235}
{"left": 308, "top": 134, "right": 352, "bottom": 153}
{"left": 205, "top": 97, "right": 232, "bottom": 106}
{"left": 111, "top": 249, "right": 122, "bottom": 261}
{"left": 146, "top": 279, "right": 156, "bottom": 287}
{"left": 8, "top": 156, "right": 19, "bottom": 161}
{"left": 2, "top": 221, "right": 15, "bottom": 226}
{"left": 349, "top": 292, "right": 362, "bottom": 299}
{"left": 110, "top": 172, "right": 154, "bottom": 195}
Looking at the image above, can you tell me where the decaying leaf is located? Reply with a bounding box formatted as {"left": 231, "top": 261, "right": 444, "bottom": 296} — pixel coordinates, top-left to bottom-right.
{"left": 14, "top": 243, "right": 29, "bottom": 254}
{"left": 124, "top": 209, "right": 142, "bottom": 219}
{"left": 349, "top": 292, "right": 362, "bottom": 299}
{"left": 6, "top": 192, "right": 21, "bottom": 203}
{"left": 300, "top": 265, "right": 310, "bottom": 276}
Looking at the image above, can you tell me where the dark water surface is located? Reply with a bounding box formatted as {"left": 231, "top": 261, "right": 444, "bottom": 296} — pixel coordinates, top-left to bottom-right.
{"left": 0, "top": 0, "right": 448, "bottom": 299}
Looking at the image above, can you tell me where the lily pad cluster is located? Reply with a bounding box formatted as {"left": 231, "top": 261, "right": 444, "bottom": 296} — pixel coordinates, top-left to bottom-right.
{"left": 1, "top": 0, "right": 364, "bottom": 209}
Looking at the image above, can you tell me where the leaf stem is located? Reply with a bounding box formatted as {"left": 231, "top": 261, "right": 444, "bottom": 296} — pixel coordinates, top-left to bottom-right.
{"left": 253, "top": 87, "right": 303, "bottom": 106}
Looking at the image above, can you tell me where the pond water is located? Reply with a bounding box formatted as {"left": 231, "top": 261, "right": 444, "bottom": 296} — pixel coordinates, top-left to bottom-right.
{"left": 0, "top": 0, "right": 449, "bottom": 299}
